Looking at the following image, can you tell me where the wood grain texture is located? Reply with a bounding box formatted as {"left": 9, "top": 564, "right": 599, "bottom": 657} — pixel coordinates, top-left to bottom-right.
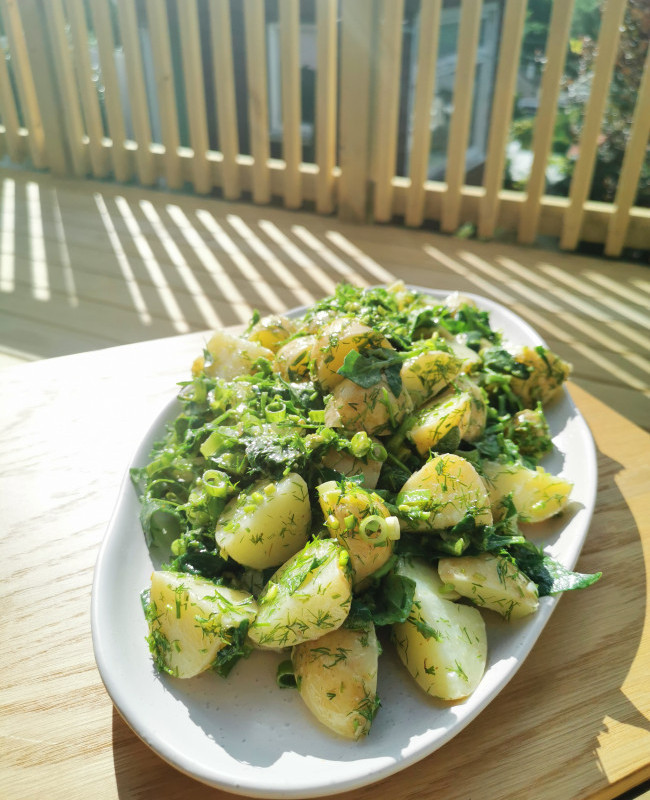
{"left": 1, "top": 334, "right": 649, "bottom": 800}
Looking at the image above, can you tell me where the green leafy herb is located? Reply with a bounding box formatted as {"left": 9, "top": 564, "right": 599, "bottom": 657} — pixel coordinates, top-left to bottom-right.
{"left": 337, "top": 348, "right": 404, "bottom": 397}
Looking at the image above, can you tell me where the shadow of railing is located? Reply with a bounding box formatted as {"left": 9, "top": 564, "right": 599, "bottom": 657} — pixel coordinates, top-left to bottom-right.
{"left": 0, "top": 170, "right": 648, "bottom": 429}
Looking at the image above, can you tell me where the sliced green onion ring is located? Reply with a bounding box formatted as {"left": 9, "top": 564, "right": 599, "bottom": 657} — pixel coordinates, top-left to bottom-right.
{"left": 358, "top": 514, "right": 401, "bottom": 544}
{"left": 265, "top": 400, "right": 287, "bottom": 423}
{"left": 202, "top": 469, "right": 230, "bottom": 497}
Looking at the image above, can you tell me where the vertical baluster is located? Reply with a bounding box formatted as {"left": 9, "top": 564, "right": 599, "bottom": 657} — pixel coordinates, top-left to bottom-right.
{"left": 68, "top": 0, "right": 110, "bottom": 177}
{"left": 373, "top": 0, "right": 405, "bottom": 223}
{"left": 279, "top": 0, "right": 302, "bottom": 209}
{"left": 209, "top": 0, "right": 241, "bottom": 200}
{"left": 243, "top": 0, "right": 271, "bottom": 204}
{"left": 0, "top": 13, "right": 25, "bottom": 163}
{"left": 315, "top": 0, "right": 337, "bottom": 215}
{"left": 89, "top": 0, "right": 133, "bottom": 182}
{"left": 0, "top": 0, "right": 46, "bottom": 168}
{"left": 178, "top": 0, "right": 212, "bottom": 194}
{"left": 405, "top": 0, "right": 442, "bottom": 228}
{"left": 146, "top": 0, "right": 183, "bottom": 189}
{"left": 440, "top": 0, "right": 482, "bottom": 234}
{"left": 115, "top": 0, "right": 157, "bottom": 184}
{"left": 43, "top": 0, "right": 90, "bottom": 176}
{"left": 605, "top": 44, "right": 650, "bottom": 258}
{"left": 338, "top": 0, "right": 374, "bottom": 222}
{"left": 560, "top": 0, "right": 627, "bottom": 251}
{"left": 478, "top": 0, "right": 527, "bottom": 239}
{"left": 518, "top": 0, "right": 574, "bottom": 244}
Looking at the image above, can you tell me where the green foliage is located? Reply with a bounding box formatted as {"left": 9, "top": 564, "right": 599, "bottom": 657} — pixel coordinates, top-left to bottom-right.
{"left": 509, "top": 0, "right": 650, "bottom": 210}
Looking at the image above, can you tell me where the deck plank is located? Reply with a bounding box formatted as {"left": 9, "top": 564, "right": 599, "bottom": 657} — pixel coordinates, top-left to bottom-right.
{"left": 0, "top": 169, "right": 647, "bottom": 429}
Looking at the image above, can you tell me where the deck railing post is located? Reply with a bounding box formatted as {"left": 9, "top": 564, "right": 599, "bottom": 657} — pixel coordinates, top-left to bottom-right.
{"left": 338, "top": 0, "right": 377, "bottom": 223}
{"left": 3, "top": 0, "right": 66, "bottom": 173}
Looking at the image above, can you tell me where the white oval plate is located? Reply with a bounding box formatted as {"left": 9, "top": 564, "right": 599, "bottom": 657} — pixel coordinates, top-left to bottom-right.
{"left": 91, "top": 290, "right": 597, "bottom": 798}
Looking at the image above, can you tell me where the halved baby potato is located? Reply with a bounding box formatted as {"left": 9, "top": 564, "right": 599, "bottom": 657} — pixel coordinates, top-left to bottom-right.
{"left": 397, "top": 453, "right": 493, "bottom": 531}
{"left": 310, "top": 318, "right": 393, "bottom": 392}
{"left": 406, "top": 387, "right": 472, "bottom": 455}
{"left": 400, "top": 348, "right": 462, "bottom": 408}
{"left": 505, "top": 344, "right": 571, "bottom": 408}
{"left": 292, "top": 623, "right": 380, "bottom": 739}
{"left": 392, "top": 558, "right": 487, "bottom": 700}
{"left": 247, "top": 314, "right": 296, "bottom": 352}
{"left": 317, "top": 480, "right": 398, "bottom": 586}
{"left": 145, "top": 571, "right": 258, "bottom": 678}
{"left": 273, "top": 334, "right": 316, "bottom": 381}
{"left": 198, "top": 329, "right": 273, "bottom": 380}
{"left": 324, "top": 375, "right": 413, "bottom": 435}
{"left": 320, "top": 445, "right": 384, "bottom": 489}
{"left": 481, "top": 460, "right": 572, "bottom": 523}
{"left": 438, "top": 553, "right": 539, "bottom": 620}
{"left": 214, "top": 473, "right": 311, "bottom": 569}
{"left": 248, "top": 538, "right": 352, "bottom": 649}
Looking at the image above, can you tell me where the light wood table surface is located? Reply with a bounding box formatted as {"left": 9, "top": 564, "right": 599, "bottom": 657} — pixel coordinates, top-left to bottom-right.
{"left": 2, "top": 331, "right": 649, "bottom": 800}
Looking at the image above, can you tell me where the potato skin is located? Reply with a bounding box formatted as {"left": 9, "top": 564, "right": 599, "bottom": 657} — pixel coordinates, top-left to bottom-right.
{"left": 292, "top": 624, "right": 380, "bottom": 739}
{"left": 214, "top": 473, "right": 311, "bottom": 569}
{"left": 273, "top": 335, "right": 316, "bottom": 381}
{"left": 248, "top": 538, "right": 352, "bottom": 649}
{"left": 247, "top": 314, "right": 296, "bottom": 352}
{"left": 400, "top": 348, "right": 461, "bottom": 408}
{"left": 146, "top": 571, "right": 257, "bottom": 679}
{"left": 406, "top": 388, "right": 472, "bottom": 455}
{"left": 320, "top": 446, "right": 383, "bottom": 489}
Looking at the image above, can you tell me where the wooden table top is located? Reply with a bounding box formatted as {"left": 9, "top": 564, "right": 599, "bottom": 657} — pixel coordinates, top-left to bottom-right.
{"left": 2, "top": 331, "right": 649, "bottom": 800}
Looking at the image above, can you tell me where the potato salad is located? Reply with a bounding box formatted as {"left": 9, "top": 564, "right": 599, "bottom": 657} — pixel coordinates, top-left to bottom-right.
{"left": 133, "top": 282, "right": 600, "bottom": 740}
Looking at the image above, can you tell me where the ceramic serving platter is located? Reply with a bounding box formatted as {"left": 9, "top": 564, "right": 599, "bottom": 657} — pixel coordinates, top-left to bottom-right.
{"left": 91, "top": 289, "right": 597, "bottom": 798}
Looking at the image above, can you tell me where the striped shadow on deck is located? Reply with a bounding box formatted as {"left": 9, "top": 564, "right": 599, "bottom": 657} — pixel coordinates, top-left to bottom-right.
{"left": 0, "top": 170, "right": 648, "bottom": 430}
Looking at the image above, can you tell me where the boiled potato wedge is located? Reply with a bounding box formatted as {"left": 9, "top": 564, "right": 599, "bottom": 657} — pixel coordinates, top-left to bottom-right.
{"left": 317, "top": 480, "right": 398, "bottom": 586}
{"left": 320, "top": 445, "right": 384, "bottom": 489}
{"left": 400, "top": 348, "right": 462, "bottom": 408}
{"left": 406, "top": 387, "right": 472, "bottom": 455}
{"left": 438, "top": 553, "right": 539, "bottom": 620}
{"left": 247, "top": 314, "right": 296, "bottom": 351}
{"left": 200, "top": 329, "right": 273, "bottom": 380}
{"left": 145, "top": 571, "right": 257, "bottom": 678}
{"left": 324, "top": 375, "right": 413, "bottom": 435}
{"left": 248, "top": 538, "right": 352, "bottom": 649}
{"left": 214, "top": 473, "right": 311, "bottom": 569}
{"left": 310, "top": 318, "right": 393, "bottom": 392}
{"left": 273, "top": 334, "right": 316, "bottom": 381}
{"left": 292, "top": 624, "right": 380, "bottom": 740}
{"left": 392, "top": 558, "right": 487, "bottom": 700}
{"left": 506, "top": 344, "right": 571, "bottom": 408}
{"left": 455, "top": 375, "right": 488, "bottom": 442}
{"left": 481, "top": 460, "right": 572, "bottom": 523}
{"left": 397, "top": 453, "right": 493, "bottom": 531}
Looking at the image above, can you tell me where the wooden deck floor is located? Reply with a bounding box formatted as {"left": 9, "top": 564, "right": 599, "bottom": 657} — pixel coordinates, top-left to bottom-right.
{"left": 1, "top": 168, "right": 648, "bottom": 430}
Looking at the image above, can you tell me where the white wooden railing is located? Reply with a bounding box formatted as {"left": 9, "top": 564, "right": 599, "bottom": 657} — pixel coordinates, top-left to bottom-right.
{"left": 0, "top": 0, "right": 648, "bottom": 258}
